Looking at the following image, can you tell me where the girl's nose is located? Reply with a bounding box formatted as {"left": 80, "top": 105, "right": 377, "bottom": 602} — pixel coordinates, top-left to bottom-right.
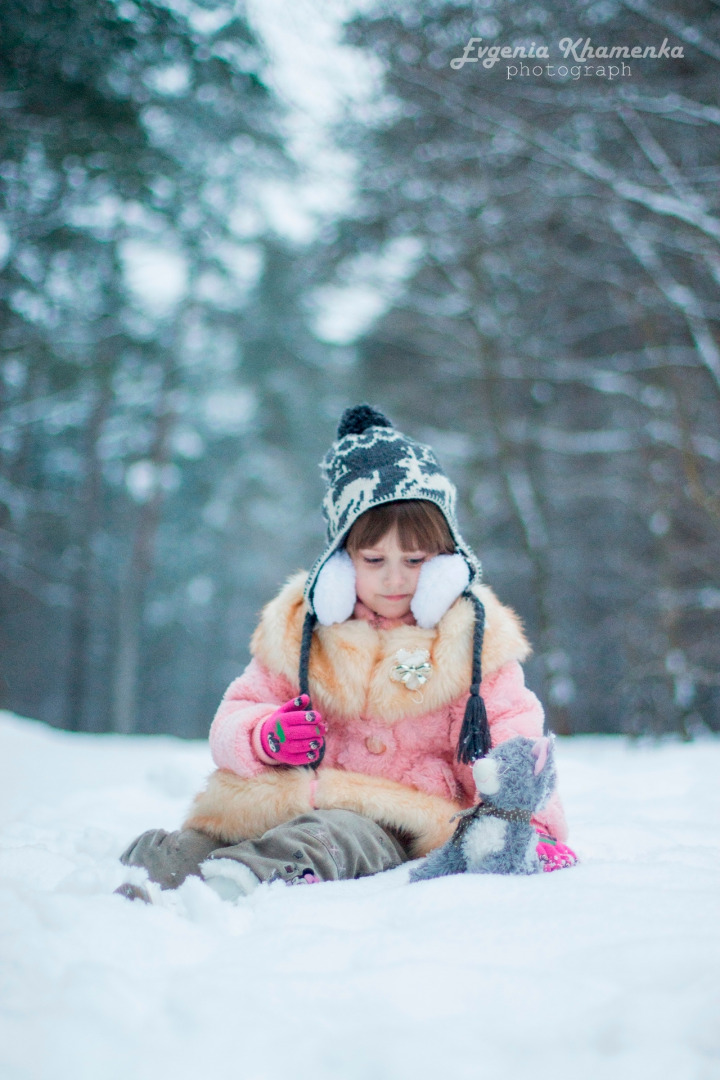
{"left": 383, "top": 560, "right": 407, "bottom": 588}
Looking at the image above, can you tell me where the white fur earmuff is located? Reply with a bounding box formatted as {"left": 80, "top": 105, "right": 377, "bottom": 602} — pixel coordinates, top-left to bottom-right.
{"left": 313, "top": 549, "right": 357, "bottom": 626}
{"left": 313, "top": 549, "right": 471, "bottom": 628}
{"left": 410, "top": 553, "right": 470, "bottom": 629}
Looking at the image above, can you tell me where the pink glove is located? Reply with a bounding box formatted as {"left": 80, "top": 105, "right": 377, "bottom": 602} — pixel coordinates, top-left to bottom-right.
{"left": 536, "top": 832, "right": 577, "bottom": 872}
{"left": 256, "top": 695, "right": 326, "bottom": 766}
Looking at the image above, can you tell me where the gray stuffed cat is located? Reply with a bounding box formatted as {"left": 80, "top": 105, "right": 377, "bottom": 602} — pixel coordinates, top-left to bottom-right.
{"left": 410, "top": 735, "right": 557, "bottom": 881}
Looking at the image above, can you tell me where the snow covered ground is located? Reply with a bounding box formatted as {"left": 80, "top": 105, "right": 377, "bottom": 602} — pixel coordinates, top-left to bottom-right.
{"left": 0, "top": 711, "right": 718, "bottom": 1080}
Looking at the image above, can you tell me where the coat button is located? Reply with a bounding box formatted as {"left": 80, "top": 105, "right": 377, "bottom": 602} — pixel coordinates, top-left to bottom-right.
{"left": 365, "top": 736, "right": 386, "bottom": 755}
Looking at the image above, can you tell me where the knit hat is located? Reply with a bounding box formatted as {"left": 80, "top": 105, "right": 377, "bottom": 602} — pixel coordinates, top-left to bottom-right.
{"left": 298, "top": 405, "right": 492, "bottom": 765}
{"left": 305, "top": 403, "right": 481, "bottom": 608}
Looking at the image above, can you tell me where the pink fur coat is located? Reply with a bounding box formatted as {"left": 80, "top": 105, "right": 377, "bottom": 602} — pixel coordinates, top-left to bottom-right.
{"left": 184, "top": 573, "right": 568, "bottom": 857}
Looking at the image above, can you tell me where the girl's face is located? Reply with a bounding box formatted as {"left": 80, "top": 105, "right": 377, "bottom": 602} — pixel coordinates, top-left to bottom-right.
{"left": 349, "top": 525, "right": 429, "bottom": 620}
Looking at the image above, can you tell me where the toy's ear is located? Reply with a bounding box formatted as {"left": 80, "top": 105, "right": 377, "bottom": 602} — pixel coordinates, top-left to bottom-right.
{"left": 532, "top": 736, "right": 550, "bottom": 775}
{"left": 313, "top": 550, "right": 356, "bottom": 625}
{"left": 411, "top": 553, "right": 470, "bottom": 629}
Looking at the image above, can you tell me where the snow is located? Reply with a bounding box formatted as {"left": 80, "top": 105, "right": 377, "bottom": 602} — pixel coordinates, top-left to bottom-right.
{"left": 1, "top": 712, "right": 718, "bottom": 1080}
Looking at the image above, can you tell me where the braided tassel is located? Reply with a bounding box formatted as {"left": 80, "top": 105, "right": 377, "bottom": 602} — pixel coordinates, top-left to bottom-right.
{"left": 298, "top": 610, "right": 325, "bottom": 769}
{"left": 456, "top": 592, "right": 492, "bottom": 765}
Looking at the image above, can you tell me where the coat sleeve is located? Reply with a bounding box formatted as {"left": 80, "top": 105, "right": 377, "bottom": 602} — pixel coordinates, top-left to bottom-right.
{"left": 449, "top": 660, "right": 569, "bottom": 842}
{"left": 208, "top": 658, "right": 297, "bottom": 778}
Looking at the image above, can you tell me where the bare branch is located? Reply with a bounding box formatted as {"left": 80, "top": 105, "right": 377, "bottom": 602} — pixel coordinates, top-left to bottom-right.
{"left": 396, "top": 67, "right": 720, "bottom": 242}
{"left": 608, "top": 205, "right": 720, "bottom": 392}
{"left": 617, "top": 106, "right": 707, "bottom": 208}
{"left": 620, "top": 90, "right": 720, "bottom": 128}
{"left": 617, "top": 0, "right": 720, "bottom": 63}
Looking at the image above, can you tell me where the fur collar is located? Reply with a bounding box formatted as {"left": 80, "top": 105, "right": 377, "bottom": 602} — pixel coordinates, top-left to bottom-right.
{"left": 251, "top": 573, "right": 531, "bottom": 726}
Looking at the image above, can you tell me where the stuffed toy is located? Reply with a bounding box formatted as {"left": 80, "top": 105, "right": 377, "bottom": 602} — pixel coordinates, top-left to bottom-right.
{"left": 410, "top": 735, "right": 557, "bottom": 880}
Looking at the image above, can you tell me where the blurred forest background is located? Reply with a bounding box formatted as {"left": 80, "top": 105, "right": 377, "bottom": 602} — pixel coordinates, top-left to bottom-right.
{"left": 1, "top": 0, "right": 718, "bottom": 739}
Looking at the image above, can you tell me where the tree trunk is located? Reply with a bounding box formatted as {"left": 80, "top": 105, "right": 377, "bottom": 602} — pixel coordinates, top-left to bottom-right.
{"left": 112, "top": 387, "right": 175, "bottom": 735}
{"left": 65, "top": 378, "right": 111, "bottom": 731}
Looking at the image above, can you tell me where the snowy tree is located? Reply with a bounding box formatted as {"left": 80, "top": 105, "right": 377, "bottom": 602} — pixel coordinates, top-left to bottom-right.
{"left": 0, "top": 0, "right": 343, "bottom": 734}
{"left": 323, "top": 0, "right": 720, "bottom": 735}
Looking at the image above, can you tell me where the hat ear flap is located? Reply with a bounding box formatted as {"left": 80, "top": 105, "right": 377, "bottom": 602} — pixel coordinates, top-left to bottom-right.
{"left": 411, "top": 554, "right": 470, "bottom": 629}
{"left": 313, "top": 550, "right": 357, "bottom": 626}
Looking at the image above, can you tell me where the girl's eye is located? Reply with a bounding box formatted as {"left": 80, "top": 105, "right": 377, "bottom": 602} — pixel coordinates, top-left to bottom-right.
{"left": 406, "top": 557, "right": 425, "bottom": 566}
{"left": 363, "top": 557, "right": 383, "bottom": 565}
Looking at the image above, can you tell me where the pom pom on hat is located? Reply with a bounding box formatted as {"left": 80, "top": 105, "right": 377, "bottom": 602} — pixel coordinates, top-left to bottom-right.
{"left": 337, "top": 404, "right": 393, "bottom": 439}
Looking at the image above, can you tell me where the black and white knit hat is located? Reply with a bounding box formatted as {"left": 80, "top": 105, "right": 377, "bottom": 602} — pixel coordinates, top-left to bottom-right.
{"left": 297, "top": 405, "right": 492, "bottom": 765}
{"left": 304, "top": 404, "right": 481, "bottom": 611}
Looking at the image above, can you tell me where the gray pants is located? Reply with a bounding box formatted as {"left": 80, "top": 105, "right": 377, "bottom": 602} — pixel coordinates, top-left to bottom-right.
{"left": 120, "top": 809, "right": 410, "bottom": 890}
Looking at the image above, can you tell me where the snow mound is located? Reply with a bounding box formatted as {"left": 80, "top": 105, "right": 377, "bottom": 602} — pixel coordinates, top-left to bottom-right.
{"left": 1, "top": 711, "right": 719, "bottom": 1080}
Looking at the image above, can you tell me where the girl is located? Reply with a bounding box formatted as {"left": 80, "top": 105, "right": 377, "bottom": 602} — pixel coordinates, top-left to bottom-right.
{"left": 117, "top": 405, "right": 575, "bottom": 902}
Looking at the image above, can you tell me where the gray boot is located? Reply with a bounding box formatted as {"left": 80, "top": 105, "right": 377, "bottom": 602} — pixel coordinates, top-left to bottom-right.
{"left": 113, "top": 882, "right": 151, "bottom": 903}
{"left": 119, "top": 827, "right": 220, "bottom": 889}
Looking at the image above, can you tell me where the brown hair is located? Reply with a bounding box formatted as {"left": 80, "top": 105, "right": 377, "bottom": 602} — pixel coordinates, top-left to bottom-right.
{"left": 345, "top": 500, "right": 455, "bottom": 556}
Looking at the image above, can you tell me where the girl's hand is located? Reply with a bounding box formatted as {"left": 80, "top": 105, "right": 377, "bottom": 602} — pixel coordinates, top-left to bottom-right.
{"left": 256, "top": 695, "right": 326, "bottom": 766}
{"left": 535, "top": 831, "right": 577, "bottom": 871}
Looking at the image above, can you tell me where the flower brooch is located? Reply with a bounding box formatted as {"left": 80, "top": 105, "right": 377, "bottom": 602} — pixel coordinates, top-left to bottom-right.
{"left": 390, "top": 648, "right": 433, "bottom": 701}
